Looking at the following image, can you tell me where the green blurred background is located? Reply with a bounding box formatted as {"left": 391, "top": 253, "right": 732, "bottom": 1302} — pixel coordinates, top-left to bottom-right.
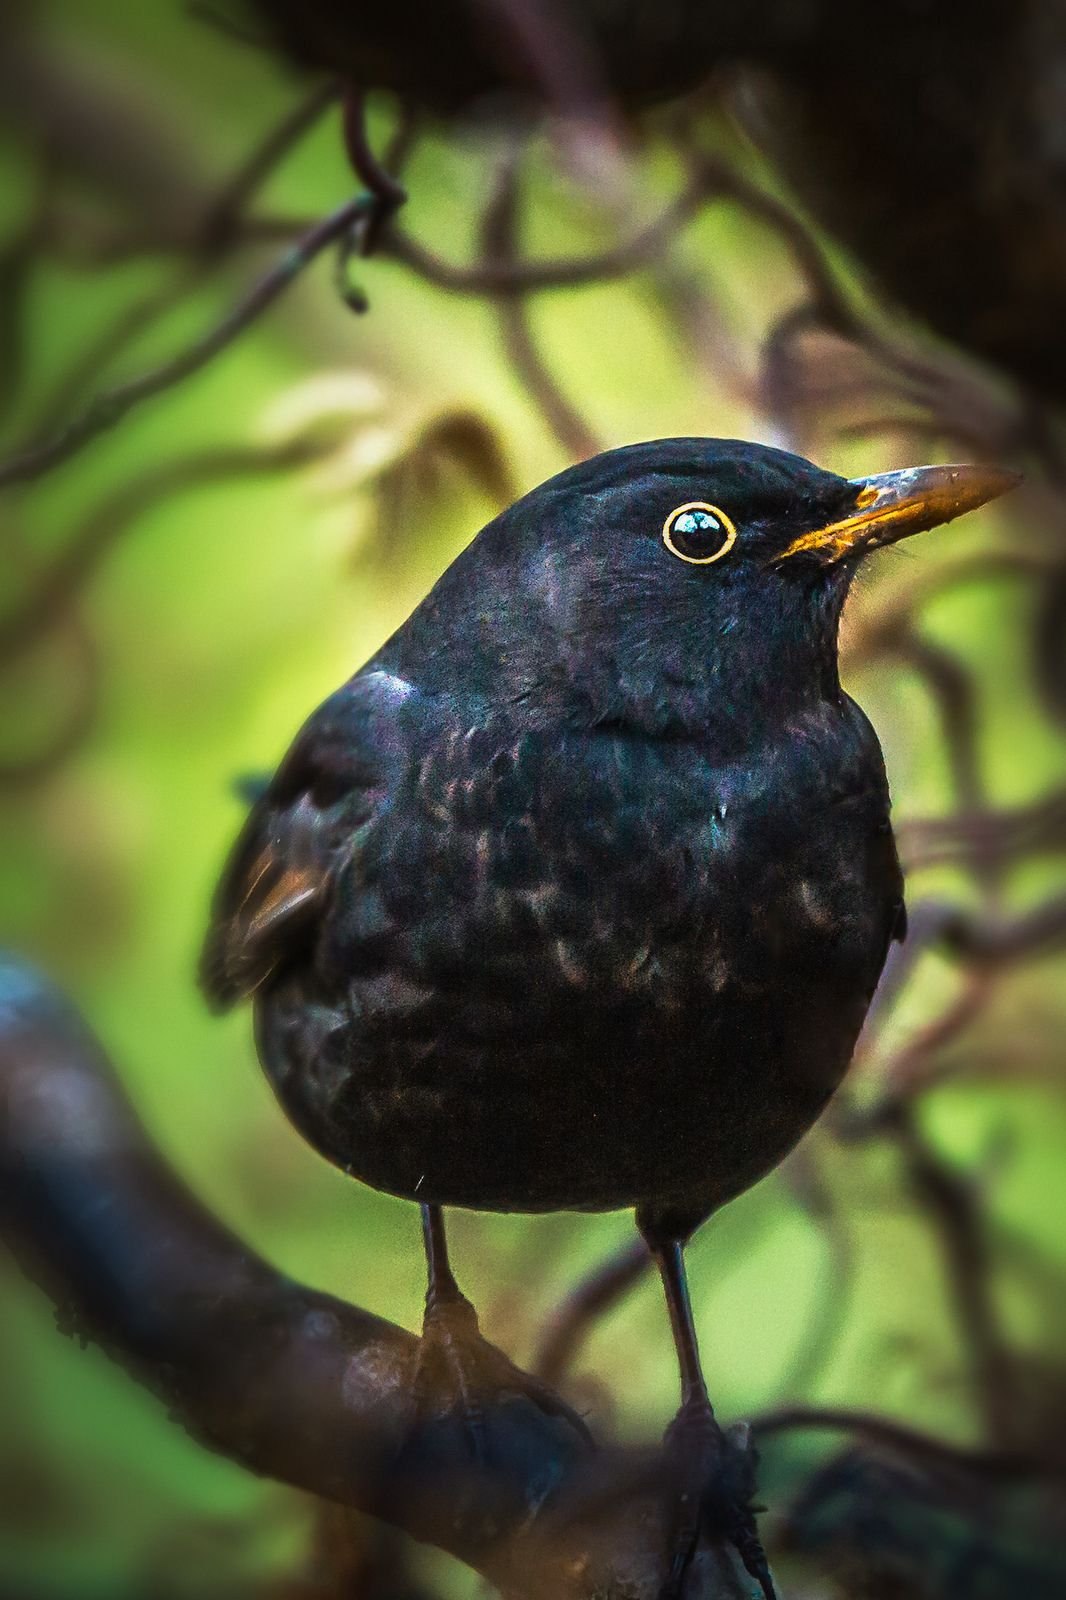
{"left": 2, "top": 3, "right": 1065, "bottom": 1596}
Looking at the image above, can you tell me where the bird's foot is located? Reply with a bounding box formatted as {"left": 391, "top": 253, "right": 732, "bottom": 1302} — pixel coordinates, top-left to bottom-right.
{"left": 413, "top": 1287, "right": 593, "bottom": 1462}
{"left": 658, "top": 1398, "right": 776, "bottom": 1600}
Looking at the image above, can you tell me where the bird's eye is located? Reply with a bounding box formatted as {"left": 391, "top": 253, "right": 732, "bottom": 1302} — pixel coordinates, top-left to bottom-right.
{"left": 662, "top": 502, "right": 737, "bottom": 565}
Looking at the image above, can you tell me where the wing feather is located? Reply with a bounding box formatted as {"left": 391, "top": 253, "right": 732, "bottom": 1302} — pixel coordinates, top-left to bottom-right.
{"left": 200, "top": 671, "right": 409, "bottom": 1009}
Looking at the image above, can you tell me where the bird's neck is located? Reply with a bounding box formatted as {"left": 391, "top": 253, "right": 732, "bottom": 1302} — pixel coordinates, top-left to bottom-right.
{"left": 379, "top": 563, "right": 849, "bottom": 755}
{"left": 553, "top": 576, "right": 848, "bottom": 752}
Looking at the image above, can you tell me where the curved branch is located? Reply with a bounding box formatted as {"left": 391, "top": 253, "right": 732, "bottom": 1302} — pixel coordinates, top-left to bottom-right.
{"left": 0, "top": 440, "right": 331, "bottom": 667}
{"left": 939, "top": 894, "right": 1066, "bottom": 964}
{"left": 480, "top": 148, "right": 601, "bottom": 459}
{"left": 379, "top": 164, "right": 715, "bottom": 296}
{"left": 534, "top": 1237, "right": 650, "bottom": 1387}
{"left": 752, "top": 1404, "right": 1065, "bottom": 1482}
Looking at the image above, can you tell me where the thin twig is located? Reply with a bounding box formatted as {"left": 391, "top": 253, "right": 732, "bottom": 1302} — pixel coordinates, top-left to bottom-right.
{"left": 888, "top": 1105, "right": 1016, "bottom": 1446}
{"left": 772, "top": 1150, "right": 856, "bottom": 1402}
{"left": 28, "top": 271, "right": 200, "bottom": 437}
{"left": 198, "top": 79, "right": 341, "bottom": 254}
{"left": 0, "top": 197, "right": 371, "bottom": 488}
{"left": 481, "top": 150, "right": 601, "bottom": 459}
{"left": 44, "top": 164, "right": 712, "bottom": 282}
{"left": 847, "top": 551, "right": 1057, "bottom": 673}
{"left": 752, "top": 1405, "right": 1064, "bottom": 1481}
{"left": 534, "top": 1238, "right": 650, "bottom": 1387}
{"left": 380, "top": 160, "right": 718, "bottom": 296}
{"left": 892, "top": 627, "right": 984, "bottom": 816}
{"left": 23, "top": 87, "right": 342, "bottom": 436}
{"left": 340, "top": 89, "right": 408, "bottom": 254}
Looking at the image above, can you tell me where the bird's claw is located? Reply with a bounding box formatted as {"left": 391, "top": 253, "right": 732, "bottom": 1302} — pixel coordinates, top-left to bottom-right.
{"left": 658, "top": 1400, "right": 776, "bottom": 1600}
{"left": 412, "top": 1289, "right": 593, "bottom": 1462}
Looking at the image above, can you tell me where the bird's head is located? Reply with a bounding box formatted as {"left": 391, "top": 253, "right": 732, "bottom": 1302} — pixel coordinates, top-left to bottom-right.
{"left": 388, "top": 439, "right": 1018, "bottom": 741}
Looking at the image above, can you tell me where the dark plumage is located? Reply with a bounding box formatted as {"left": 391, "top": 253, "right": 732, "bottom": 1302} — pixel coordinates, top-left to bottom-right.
{"left": 202, "top": 438, "right": 1015, "bottom": 1598}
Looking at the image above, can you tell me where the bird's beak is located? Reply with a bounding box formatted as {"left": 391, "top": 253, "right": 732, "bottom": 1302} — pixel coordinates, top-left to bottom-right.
{"left": 778, "top": 462, "right": 1021, "bottom": 564}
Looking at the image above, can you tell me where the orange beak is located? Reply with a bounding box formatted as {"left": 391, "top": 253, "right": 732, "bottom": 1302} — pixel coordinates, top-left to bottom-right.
{"left": 778, "top": 462, "right": 1021, "bottom": 564}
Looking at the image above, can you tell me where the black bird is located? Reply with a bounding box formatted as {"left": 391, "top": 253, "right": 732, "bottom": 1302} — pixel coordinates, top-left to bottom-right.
{"left": 202, "top": 439, "right": 1015, "bottom": 1597}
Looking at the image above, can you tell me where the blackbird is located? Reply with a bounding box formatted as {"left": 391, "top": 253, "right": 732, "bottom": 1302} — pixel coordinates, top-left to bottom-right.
{"left": 202, "top": 438, "right": 1016, "bottom": 1597}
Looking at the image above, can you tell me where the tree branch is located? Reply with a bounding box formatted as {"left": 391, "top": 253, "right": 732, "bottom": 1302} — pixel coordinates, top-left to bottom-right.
{"left": 0, "top": 198, "right": 371, "bottom": 489}
{"left": 898, "top": 787, "right": 1066, "bottom": 873}
{"left": 378, "top": 157, "right": 718, "bottom": 296}
{"left": 0, "top": 440, "right": 333, "bottom": 667}
{"left": 534, "top": 1237, "right": 650, "bottom": 1387}
{"left": 0, "top": 952, "right": 757, "bottom": 1600}
{"left": 480, "top": 147, "right": 602, "bottom": 459}
{"left": 751, "top": 1404, "right": 1063, "bottom": 1482}
{"left": 197, "top": 79, "right": 341, "bottom": 255}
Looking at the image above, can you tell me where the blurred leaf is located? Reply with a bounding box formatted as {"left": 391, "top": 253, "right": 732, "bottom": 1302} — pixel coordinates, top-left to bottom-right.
{"left": 349, "top": 406, "right": 514, "bottom": 571}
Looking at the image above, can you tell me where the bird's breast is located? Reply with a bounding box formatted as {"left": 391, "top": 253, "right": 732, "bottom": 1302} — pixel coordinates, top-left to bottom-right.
{"left": 257, "top": 716, "right": 900, "bottom": 1213}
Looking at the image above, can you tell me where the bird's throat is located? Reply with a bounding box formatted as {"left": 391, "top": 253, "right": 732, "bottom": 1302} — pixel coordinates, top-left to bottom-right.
{"left": 572, "top": 571, "right": 849, "bottom": 749}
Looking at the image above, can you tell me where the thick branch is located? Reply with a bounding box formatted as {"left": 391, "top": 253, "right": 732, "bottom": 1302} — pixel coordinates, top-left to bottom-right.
{"left": 0, "top": 953, "right": 754, "bottom": 1600}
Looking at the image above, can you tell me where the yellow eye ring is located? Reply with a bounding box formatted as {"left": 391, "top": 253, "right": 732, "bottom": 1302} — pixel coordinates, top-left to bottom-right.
{"left": 662, "top": 502, "right": 737, "bottom": 565}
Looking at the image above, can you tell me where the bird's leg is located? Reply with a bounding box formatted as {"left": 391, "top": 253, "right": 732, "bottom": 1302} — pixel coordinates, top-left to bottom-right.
{"left": 416, "top": 1201, "right": 490, "bottom": 1451}
{"left": 644, "top": 1230, "right": 777, "bottom": 1600}
{"left": 413, "top": 1203, "right": 592, "bottom": 1458}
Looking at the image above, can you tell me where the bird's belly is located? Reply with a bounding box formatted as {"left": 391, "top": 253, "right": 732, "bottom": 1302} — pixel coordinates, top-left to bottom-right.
{"left": 255, "top": 727, "right": 901, "bottom": 1216}
{"left": 255, "top": 908, "right": 879, "bottom": 1216}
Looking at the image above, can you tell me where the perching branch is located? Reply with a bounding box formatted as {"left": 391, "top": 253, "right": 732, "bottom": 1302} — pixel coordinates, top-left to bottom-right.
{"left": 0, "top": 952, "right": 759, "bottom": 1600}
{"left": 9, "top": 950, "right": 1052, "bottom": 1597}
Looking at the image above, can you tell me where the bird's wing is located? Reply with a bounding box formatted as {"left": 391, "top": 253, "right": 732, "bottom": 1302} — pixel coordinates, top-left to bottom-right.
{"left": 200, "top": 670, "right": 411, "bottom": 1010}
